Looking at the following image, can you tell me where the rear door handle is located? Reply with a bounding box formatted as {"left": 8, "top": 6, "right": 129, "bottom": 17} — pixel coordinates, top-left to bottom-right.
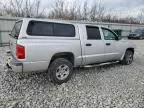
{"left": 106, "top": 43, "right": 111, "bottom": 46}
{"left": 86, "top": 43, "right": 92, "bottom": 46}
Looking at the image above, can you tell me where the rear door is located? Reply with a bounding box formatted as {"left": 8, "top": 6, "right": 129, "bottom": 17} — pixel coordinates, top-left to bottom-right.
{"left": 9, "top": 20, "right": 23, "bottom": 58}
{"left": 83, "top": 25, "right": 105, "bottom": 65}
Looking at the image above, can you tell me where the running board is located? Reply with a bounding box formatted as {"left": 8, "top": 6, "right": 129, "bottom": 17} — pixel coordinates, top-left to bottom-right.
{"left": 83, "top": 61, "right": 119, "bottom": 68}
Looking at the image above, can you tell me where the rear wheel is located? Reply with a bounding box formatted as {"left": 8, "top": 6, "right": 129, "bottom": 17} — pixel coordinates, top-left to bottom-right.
{"left": 48, "top": 58, "right": 73, "bottom": 84}
{"left": 121, "top": 50, "right": 134, "bottom": 65}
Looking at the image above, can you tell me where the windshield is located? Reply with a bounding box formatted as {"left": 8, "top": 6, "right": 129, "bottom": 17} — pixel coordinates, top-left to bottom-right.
{"left": 11, "top": 21, "right": 22, "bottom": 38}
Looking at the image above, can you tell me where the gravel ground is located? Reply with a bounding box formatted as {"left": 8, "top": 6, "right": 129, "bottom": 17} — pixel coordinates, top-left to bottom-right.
{"left": 0, "top": 40, "right": 144, "bottom": 108}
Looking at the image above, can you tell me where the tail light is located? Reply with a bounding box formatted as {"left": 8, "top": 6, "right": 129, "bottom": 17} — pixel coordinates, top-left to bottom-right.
{"left": 16, "top": 44, "right": 25, "bottom": 59}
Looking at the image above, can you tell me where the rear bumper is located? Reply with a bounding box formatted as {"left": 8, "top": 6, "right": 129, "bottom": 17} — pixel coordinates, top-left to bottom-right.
{"left": 6, "top": 51, "right": 23, "bottom": 73}
{"left": 6, "top": 51, "right": 49, "bottom": 73}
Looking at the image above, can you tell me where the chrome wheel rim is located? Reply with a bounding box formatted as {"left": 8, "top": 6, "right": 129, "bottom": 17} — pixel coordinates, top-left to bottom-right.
{"left": 56, "top": 64, "right": 70, "bottom": 80}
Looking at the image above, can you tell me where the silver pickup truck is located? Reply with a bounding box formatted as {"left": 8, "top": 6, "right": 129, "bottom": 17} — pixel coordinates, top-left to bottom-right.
{"left": 7, "top": 18, "right": 136, "bottom": 84}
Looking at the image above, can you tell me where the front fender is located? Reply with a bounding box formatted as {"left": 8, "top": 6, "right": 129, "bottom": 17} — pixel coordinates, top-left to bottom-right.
{"left": 120, "top": 40, "right": 136, "bottom": 60}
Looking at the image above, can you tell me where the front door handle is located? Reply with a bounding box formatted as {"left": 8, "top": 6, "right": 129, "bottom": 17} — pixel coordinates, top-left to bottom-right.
{"left": 86, "top": 43, "right": 92, "bottom": 46}
{"left": 106, "top": 43, "right": 111, "bottom": 46}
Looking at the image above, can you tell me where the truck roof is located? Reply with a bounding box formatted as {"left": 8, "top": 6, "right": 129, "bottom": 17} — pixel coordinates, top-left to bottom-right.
{"left": 19, "top": 18, "right": 103, "bottom": 27}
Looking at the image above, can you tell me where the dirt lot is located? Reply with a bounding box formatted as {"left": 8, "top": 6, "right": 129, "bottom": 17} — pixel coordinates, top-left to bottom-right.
{"left": 0, "top": 40, "right": 144, "bottom": 108}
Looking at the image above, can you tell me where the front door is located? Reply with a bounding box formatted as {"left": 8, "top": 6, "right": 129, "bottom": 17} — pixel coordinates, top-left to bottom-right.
{"left": 101, "top": 28, "right": 122, "bottom": 61}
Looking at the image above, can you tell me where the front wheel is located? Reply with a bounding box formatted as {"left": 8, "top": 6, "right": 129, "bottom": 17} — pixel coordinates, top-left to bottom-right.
{"left": 120, "top": 50, "right": 134, "bottom": 65}
{"left": 48, "top": 58, "right": 73, "bottom": 85}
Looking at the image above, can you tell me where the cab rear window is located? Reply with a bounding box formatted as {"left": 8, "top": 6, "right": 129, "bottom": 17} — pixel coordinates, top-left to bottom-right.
{"left": 11, "top": 21, "right": 22, "bottom": 39}
{"left": 27, "top": 21, "right": 75, "bottom": 37}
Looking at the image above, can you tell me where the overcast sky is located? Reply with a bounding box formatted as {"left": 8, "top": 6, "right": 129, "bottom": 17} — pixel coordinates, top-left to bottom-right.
{"left": 41, "top": 0, "right": 144, "bottom": 18}
{"left": 100, "top": 0, "right": 144, "bottom": 17}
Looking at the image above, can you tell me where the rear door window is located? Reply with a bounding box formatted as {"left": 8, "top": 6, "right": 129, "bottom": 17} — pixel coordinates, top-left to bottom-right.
{"left": 11, "top": 21, "right": 22, "bottom": 39}
{"left": 27, "top": 21, "right": 75, "bottom": 37}
{"left": 86, "top": 26, "right": 101, "bottom": 40}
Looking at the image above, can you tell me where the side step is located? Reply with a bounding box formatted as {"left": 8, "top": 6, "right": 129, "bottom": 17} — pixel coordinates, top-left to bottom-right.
{"left": 83, "top": 61, "right": 119, "bottom": 68}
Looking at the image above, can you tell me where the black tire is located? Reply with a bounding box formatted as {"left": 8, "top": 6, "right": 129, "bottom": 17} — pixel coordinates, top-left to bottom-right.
{"left": 120, "top": 50, "right": 134, "bottom": 65}
{"left": 48, "top": 58, "right": 73, "bottom": 85}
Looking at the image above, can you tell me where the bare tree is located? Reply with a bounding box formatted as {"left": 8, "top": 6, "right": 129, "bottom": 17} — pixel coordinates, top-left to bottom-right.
{"left": 48, "top": 0, "right": 105, "bottom": 21}
{"left": 137, "top": 9, "right": 144, "bottom": 23}
{"left": 48, "top": 0, "right": 83, "bottom": 20}
{"left": 48, "top": 0, "right": 65, "bottom": 19}
{"left": 89, "top": 3, "right": 98, "bottom": 21}
{"left": 82, "top": 1, "right": 88, "bottom": 20}
{"left": 102, "top": 13, "right": 140, "bottom": 24}
{"left": 68, "top": 0, "right": 82, "bottom": 20}
{"left": 0, "top": 0, "right": 141, "bottom": 24}
{"left": 1, "top": 0, "right": 45, "bottom": 17}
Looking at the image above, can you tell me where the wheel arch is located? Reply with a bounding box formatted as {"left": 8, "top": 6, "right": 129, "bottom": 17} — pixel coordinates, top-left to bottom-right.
{"left": 121, "top": 48, "right": 134, "bottom": 60}
{"left": 49, "top": 52, "right": 75, "bottom": 66}
{"left": 126, "top": 48, "right": 134, "bottom": 54}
